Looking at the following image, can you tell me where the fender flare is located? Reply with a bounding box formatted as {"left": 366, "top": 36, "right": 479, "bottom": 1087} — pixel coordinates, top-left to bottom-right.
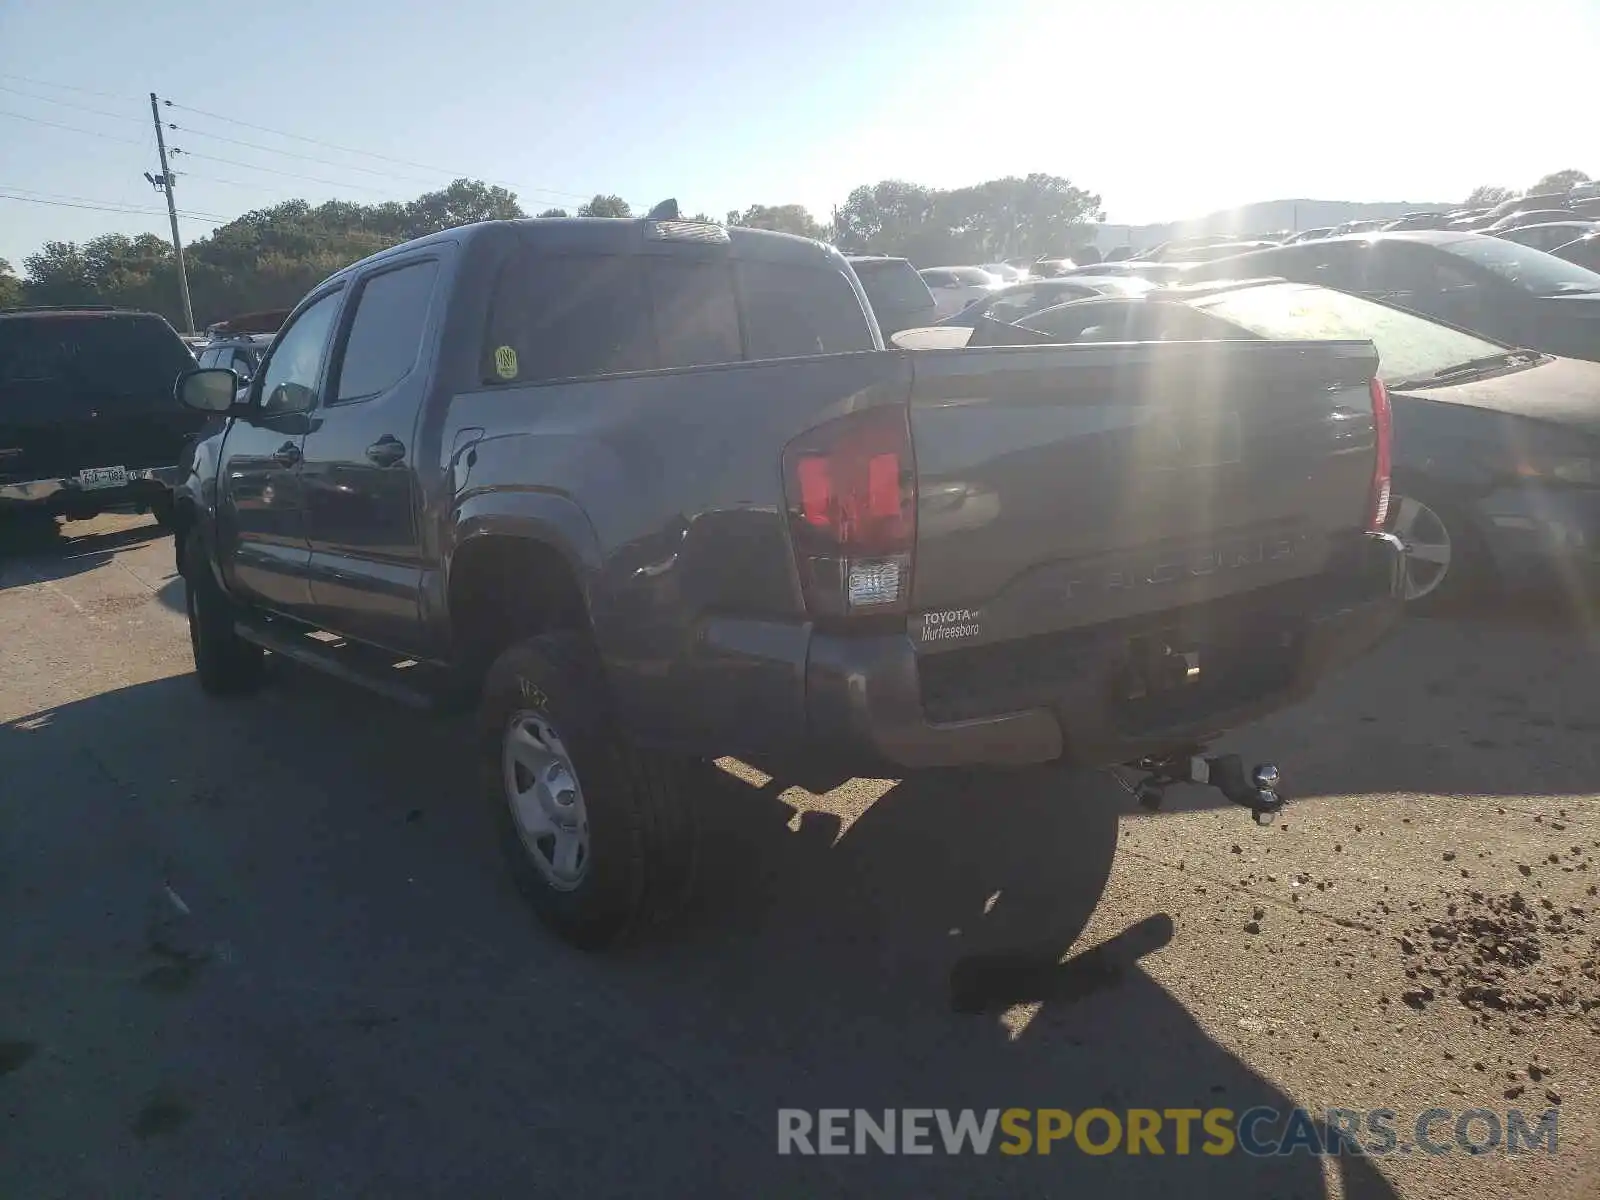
{"left": 443, "top": 491, "right": 605, "bottom": 619}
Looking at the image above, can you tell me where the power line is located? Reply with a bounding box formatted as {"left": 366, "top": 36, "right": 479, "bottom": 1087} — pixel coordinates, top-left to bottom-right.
{"left": 169, "top": 148, "right": 407, "bottom": 197}
{"left": 0, "top": 183, "right": 230, "bottom": 220}
{"left": 0, "top": 190, "right": 222, "bottom": 220}
{"left": 0, "top": 72, "right": 139, "bottom": 102}
{"left": 0, "top": 109, "right": 145, "bottom": 145}
{"left": 162, "top": 98, "right": 601, "bottom": 203}
{"left": 168, "top": 123, "right": 453, "bottom": 189}
{"left": 0, "top": 83, "right": 145, "bottom": 124}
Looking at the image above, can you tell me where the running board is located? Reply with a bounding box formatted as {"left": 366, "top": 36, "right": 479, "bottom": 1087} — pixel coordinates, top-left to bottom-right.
{"left": 232, "top": 617, "right": 444, "bottom": 711}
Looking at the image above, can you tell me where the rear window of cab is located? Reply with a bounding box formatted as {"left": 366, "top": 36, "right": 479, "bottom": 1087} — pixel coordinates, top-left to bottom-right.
{"left": 481, "top": 250, "right": 873, "bottom": 384}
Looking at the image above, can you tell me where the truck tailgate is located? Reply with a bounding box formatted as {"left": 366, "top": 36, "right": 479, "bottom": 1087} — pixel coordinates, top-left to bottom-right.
{"left": 906, "top": 339, "right": 1381, "bottom": 649}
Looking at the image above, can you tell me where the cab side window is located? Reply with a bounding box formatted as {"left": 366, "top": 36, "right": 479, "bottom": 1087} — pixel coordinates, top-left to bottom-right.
{"left": 255, "top": 290, "right": 342, "bottom": 414}
{"left": 335, "top": 260, "right": 440, "bottom": 401}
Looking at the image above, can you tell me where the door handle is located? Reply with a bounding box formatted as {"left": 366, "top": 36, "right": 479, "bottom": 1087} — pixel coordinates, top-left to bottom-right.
{"left": 366, "top": 435, "right": 406, "bottom": 467}
{"left": 271, "top": 441, "right": 302, "bottom": 466}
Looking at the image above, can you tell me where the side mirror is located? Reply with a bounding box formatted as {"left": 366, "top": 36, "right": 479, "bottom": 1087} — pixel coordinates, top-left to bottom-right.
{"left": 176, "top": 367, "right": 243, "bottom": 414}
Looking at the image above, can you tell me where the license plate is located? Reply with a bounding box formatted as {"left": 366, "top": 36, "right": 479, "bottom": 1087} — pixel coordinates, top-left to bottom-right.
{"left": 77, "top": 465, "right": 128, "bottom": 490}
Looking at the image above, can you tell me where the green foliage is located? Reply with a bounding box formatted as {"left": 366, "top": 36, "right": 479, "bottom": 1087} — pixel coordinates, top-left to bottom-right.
{"left": 1529, "top": 169, "right": 1590, "bottom": 196}
{"left": 835, "top": 174, "right": 1101, "bottom": 263}
{"left": 725, "top": 203, "right": 827, "bottom": 239}
{"left": 17, "top": 178, "right": 526, "bottom": 327}
{"left": 10, "top": 170, "right": 1107, "bottom": 324}
{"left": 576, "top": 194, "right": 631, "bottom": 218}
{"left": 1464, "top": 185, "right": 1518, "bottom": 207}
{"left": 0, "top": 257, "right": 23, "bottom": 308}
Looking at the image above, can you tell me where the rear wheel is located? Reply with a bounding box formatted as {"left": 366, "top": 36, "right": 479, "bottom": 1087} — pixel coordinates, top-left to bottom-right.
{"left": 481, "top": 632, "right": 695, "bottom": 949}
{"left": 182, "top": 529, "right": 265, "bottom": 694}
{"left": 1388, "top": 486, "right": 1485, "bottom": 612}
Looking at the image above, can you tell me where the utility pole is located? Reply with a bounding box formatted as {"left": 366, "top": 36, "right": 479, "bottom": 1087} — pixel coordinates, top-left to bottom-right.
{"left": 147, "top": 92, "right": 195, "bottom": 335}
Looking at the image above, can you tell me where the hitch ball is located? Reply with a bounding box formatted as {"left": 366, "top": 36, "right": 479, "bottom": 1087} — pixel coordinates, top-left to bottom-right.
{"left": 1251, "top": 763, "right": 1281, "bottom": 792}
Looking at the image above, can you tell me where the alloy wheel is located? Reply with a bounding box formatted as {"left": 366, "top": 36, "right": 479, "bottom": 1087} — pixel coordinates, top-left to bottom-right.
{"left": 1390, "top": 494, "right": 1454, "bottom": 602}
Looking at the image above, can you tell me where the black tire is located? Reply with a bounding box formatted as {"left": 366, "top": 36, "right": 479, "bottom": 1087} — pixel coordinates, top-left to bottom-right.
{"left": 481, "top": 632, "right": 696, "bottom": 950}
{"left": 1387, "top": 482, "right": 1489, "bottom": 615}
{"left": 182, "top": 528, "right": 265, "bottom": 695}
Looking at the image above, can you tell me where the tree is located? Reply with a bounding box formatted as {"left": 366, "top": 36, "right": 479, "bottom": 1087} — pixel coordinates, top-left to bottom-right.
{"left": 403, "top": 178, "right": 525, "bottom": 234}
{"left": 1529, "top": 169, "right": 1590, "bottom": 196}
{"left": 0, "top": 257, "right": 24, "bottom": 308}
{"left": 576, "top": 194, "right": 631, "bottom": 218}
{"left": 15, "top": 178, "right": 525, "bottom": 326}
{"left": 834, "top": 174, "right": 1101, "bottom": 264}
{"left": 536, "top": 208, "right": 569, "bottom": 218}
{"left": 1464, "top": 185, "right": 1517, "bottom": 207}
{"left": 725, "top": 203, "right": 826, "bottom": 239}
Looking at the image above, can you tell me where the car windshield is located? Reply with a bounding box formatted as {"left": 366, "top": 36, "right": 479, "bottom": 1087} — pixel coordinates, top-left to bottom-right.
{"left": 1189, "top": 282, "right": 1512, "bottom": 384}
{"left": 850, "top": 260, "right": 935, "bottom": 313}
{"left": 1438, "top": 236, "right": 1600, "bottom": 296}
{"left": 942, "top": 267, "right": 998, "bottom": 286}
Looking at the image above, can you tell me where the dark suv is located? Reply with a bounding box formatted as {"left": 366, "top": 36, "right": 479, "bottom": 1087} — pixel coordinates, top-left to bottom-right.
{"left": 1, "top": 306, "right": 203, "bottom": 527}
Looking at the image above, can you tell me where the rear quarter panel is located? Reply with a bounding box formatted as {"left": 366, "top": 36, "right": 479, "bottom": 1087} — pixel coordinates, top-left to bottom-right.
{"left": 435, "top": 351, "right": 911, "bottom": 753}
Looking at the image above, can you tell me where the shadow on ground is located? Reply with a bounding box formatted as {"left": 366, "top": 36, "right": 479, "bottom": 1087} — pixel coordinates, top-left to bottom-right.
{"left": 0, "top": 664, "right": 1402, "bottom": 1199}
{"left": 0, "top": 514, "right": 168, "bottom": 590}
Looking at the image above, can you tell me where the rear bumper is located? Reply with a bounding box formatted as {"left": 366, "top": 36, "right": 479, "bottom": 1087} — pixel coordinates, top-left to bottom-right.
{"left": 803, "top": 532, "right": 1405, "bottom": 771}
{"left": 0, "top": 465, "right": 179, "bottom": 515}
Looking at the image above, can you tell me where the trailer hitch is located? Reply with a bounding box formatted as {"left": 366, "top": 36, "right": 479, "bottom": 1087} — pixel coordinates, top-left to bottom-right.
{"left": 1107, "top": 752, "right": 1285, "bottom": 825}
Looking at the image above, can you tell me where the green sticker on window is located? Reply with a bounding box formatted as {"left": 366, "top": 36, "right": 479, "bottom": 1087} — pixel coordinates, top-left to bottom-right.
{"left": 494, "top": 345, "right": 518, "bottom": 380}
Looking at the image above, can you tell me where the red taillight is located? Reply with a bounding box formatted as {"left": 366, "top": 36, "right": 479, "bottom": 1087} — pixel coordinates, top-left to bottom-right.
{"left": 782, "top": 406, "right": 916, "bottom": 617}
{"left": 1367, "top": 376, "right": 1393, "bottom": 531}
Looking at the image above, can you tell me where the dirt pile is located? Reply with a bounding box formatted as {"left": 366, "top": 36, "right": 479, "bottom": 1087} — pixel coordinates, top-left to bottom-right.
{"left": 1390, "top": 882, "right": 1599, "bottom": 1028}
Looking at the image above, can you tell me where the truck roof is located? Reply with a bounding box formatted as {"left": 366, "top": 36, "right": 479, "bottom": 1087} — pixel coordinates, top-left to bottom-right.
{"left": 327, "top": 216, "right": 845, "bottom": 287}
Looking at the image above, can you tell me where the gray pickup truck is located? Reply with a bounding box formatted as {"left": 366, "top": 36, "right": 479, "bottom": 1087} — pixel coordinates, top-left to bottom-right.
{"left": 172, "top": 215, "right": 1404, "bottom": 948}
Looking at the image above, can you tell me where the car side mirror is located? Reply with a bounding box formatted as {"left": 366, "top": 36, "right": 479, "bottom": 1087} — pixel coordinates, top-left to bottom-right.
{"left": 177, "top": 367, "right": 243, "bottom": 414}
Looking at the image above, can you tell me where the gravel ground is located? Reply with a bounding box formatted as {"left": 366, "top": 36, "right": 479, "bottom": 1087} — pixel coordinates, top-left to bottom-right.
{"left": 2, "top": 513, "right": 1597, "bottom": 1200}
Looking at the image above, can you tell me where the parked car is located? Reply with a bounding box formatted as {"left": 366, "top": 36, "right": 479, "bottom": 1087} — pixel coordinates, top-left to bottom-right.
{"left": 935, "top": 275, "right": 1156, "bottom": 326}
{"left": 1449, "top": 195, "right": 1574, "bottom": 232}
{"left": 1028, "top": 258, "right": 1074, "bottom": 278}
{"left": 169, "top": 215, "right": 1401, "bottom": 948}
{"left": 983, "top": 279, "right": 1600, "bottom": 610}
{"left": 1493, "top": 221, "right": 1597, "bottom": 253}
{"left": 918, "top": 266, "right": 1003, "bottom": 318}
{"left": 1330, "top": 219, "right": 1389, "bottom": 236}
{"left": 980, "top": 262, "right": 1029, "bottom": 282}
{"left": 1171, "top": 240, "right": 1279, "bottom": 263}
{"left": 197, "top": 332, "right": 274, "bottom": 388}
{"left": 1571, "top": 198, "right": 1600, "bottom": 221}
{"left": 1553, "top": 230, "right": 1600, "bottom": 272}
{"left": 1187, "top": 232, "right": 1600, "bottom": 362}
{"left": 1384, "top": 212, "right": 1453, "bottom": 232}
{"left": 1, "top": 306, "right": 206, "bottom": 529}
{"left": 1486, "top": 209, "right": 1580, "bottom": 234}
{"left": 1570, "top": 181, "right": 1600, "bottom": 202}
{"left": 1063, "top": 260, "right": 1192, "bottom": 283}
{"left": 845, "top": 255, "right": 939, "bottom": 335}
{"left": 1283, "top": 228, "right": 1334, "bottom": 244}
{"left": 1138, "top": 235, "right": 1239, "bottom": 262}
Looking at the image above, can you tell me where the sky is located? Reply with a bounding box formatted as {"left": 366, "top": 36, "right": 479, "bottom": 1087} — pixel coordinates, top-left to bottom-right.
{"left": 1, "top": 0, "right": 1597, "bottom": 269}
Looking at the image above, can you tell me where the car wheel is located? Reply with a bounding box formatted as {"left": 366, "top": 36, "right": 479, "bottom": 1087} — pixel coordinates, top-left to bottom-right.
{"left": 182, "top": 528, "right": 265, "bottom": 694}
{"left": 1387, "top": 487, "right": 1483, "bottom": 612}
{"left": 481, "top": 631, "right": 696, "bottom": 950}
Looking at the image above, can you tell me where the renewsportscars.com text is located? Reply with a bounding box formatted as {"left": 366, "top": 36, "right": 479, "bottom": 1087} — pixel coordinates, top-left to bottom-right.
{"left": 777, "top": 1107, "right": 1559, "bottom": 1157}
